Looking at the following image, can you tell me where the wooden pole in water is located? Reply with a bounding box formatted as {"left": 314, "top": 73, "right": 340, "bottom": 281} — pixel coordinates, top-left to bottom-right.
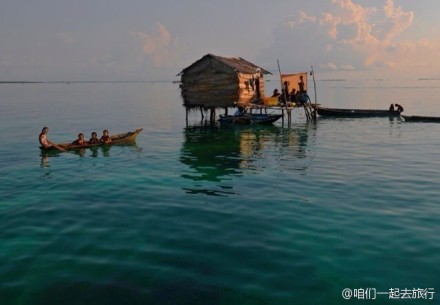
{"left": 210, "top": 108, "right": 216, "bottom": 122}
{"left": 277, "top": 59, "right": 289, "bottom": 124}
{"left": 311, "top": 65, "right": 318, "bottom": 121}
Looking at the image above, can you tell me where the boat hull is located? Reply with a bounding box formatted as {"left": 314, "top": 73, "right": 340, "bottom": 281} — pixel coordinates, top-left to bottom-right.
{"left": 401, "top": 115, "right": 440, "bottom": 123}
{"left": 40, "top": 128, "right": 143, "bottom": 151}
{"left": 219, "top": 114, "right": 282, "bottom": 124}
{"left": 314, "top": 106, "right": 401, "bottom": 118}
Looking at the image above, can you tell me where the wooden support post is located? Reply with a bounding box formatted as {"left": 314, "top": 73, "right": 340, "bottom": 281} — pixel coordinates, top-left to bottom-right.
{"left": 281, "top": 108, "right": 285, "bottom": 125}
{"left": 210, "top": 108, "right": 216, "bottom": 122}
{"left": 304, "top": 105, "right": 310, "bottom": 120}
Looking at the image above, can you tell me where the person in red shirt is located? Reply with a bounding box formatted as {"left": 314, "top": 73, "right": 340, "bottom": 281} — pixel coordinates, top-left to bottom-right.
{"left": 100, "top": 130, "right": 112, "bottom": 144}
{"left": 72, "top": 133, "right": 87, "bottom": 146}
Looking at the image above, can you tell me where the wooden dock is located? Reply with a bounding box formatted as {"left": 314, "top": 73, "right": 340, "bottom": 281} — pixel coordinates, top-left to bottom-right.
{"left": 185, "top": 102, "right": 318, "bottom": 125}
{"left": 245, "top": 103, "right": 317, "bottom": 124}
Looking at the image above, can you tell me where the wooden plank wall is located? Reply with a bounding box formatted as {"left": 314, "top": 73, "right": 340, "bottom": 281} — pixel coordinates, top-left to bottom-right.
{"left": 180, "top": 57, "right": 265, "bottom": 108}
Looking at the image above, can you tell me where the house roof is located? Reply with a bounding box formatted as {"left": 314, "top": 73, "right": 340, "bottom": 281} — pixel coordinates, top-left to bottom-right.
{"left": 177, "top": 54, "right": 272, "bottom": 76}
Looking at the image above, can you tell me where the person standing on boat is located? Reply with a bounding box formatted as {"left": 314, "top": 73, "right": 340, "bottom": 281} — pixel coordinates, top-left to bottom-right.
{"left": 39, "top": 127, "right": 54, "bottom": 149}
{"left": 100, "top": 130, "right": 112, "bottom": 144}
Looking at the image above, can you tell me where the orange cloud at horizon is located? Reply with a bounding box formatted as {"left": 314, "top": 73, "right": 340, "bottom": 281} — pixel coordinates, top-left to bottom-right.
{"left": 283, "top": 0, "right": 439, "bottom": 76}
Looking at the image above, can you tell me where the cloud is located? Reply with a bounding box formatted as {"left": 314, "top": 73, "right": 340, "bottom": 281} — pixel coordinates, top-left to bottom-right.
{"left": 319, "top": 0, "right": 415, "bottom": 68}
{"left": 258, "top": 0, "right": 435, "bottom": 76}
{"left": 284, "top": 10, "right": 316, "bottom": 29}
{"left": 382, "top": 0, "right": 414, "bottom": 41}
{"left": 132, "top": 22, "right": 186, "bottom": 67}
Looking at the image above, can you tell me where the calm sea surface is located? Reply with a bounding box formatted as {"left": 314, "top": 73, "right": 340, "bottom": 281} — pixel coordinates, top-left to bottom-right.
{"left": 1, "top": 80, "right": 439, "bottom": 305}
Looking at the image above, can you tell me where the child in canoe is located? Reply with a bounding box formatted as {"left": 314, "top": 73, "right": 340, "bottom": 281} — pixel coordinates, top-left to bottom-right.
{"left": 88, "top": 132, "right": 99, "bottom": 144}
{"left": 72, "top": 133, "right": 87, "bottom": 146}
{"left": 100, "top": 130, "right": 112, "bottom": 144}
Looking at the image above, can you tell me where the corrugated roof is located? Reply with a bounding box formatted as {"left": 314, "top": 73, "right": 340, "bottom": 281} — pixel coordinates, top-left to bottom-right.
{"left": 177, "top": 54, "right": 272, "bottom": 76}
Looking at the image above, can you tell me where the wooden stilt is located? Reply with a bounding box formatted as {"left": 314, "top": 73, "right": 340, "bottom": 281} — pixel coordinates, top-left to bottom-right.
{"left": 210, "top": 108, "right": 216, "bottom": 122}
{"left": 304, "top": 105, "right": 311, "bottom": 120}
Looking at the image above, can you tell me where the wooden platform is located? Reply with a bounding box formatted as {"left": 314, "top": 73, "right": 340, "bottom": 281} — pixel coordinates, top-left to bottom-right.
{"left": 244, "top": 103, "right": 317, "bottom": 123}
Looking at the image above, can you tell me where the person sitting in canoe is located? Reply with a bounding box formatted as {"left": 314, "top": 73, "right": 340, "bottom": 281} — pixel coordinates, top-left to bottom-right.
{"left": 72, "top": 133, "right": 87, "bottom": 146}
{"left": 88, "top": 131, "right": 99, "bottom": 144}
{"left": 389, "top": 104, "right": 395, "bottom": 111}
{"left": 100, "top": 130, "right": 112, "bottom": 144}
{"left": 39, "top": 127, "right": 67, "bottom": 151}
{"left": 39, "top": 127, "right": 54, "bottom": 149}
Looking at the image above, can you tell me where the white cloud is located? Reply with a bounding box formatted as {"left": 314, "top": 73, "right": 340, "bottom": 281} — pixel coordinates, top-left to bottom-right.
{"left": 132, "top": 22, "right": 186, "bottom": 67}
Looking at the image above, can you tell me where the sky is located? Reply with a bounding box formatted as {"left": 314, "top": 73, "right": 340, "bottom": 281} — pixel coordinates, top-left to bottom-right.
{"left": 1, "top": 0, "right": 440, "bottom": 81}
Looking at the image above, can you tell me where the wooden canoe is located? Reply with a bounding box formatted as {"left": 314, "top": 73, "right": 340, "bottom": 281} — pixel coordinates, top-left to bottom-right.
{"left": 401, "top": 115, "right": 440, "bottom": 123}
{"left": 40, "top": 128, "right": 143, "bottom": 151}
{"left": 313, "top": 105, "right": 402, "bottom": 118}
{"left": 219, "top": 114, "right": 283, "bottom": 124}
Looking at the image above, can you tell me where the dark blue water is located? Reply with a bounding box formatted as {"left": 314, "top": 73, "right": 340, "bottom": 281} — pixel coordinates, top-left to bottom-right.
{"left": 0, "top": 81, "right": 439, "bottom": 304}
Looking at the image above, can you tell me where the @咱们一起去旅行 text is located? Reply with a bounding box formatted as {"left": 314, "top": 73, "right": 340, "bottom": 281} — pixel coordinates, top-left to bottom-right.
{"left": 341, "top": 287, "right": 435, "bottom": 300}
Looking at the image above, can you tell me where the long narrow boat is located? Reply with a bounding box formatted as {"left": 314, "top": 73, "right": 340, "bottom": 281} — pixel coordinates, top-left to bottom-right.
{"left": 401, "top": 115, "right": 440, "bottom": 123}
{"left": 313, "top": 105, "right": 402, "bottom": 118}
{"left": 219, "top": 114, "right": 283, "bottom": 124}
{"left": 40, "top": 128, "right": 143, "bottom": 151}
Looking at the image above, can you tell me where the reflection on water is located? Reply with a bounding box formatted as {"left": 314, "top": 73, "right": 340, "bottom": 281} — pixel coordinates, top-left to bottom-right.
{"left": 180, "top": 121, "right": 316, "bottom": 195}
{"left": 39, "top": 143, "right": 138, "bottom": 165}
{"left": 180, "top": 122, "right": 242, "bottom": 183}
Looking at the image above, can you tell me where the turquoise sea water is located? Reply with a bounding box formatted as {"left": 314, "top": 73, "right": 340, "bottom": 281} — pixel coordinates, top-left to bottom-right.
{"left": 1, "top": 80, "right": 439, "bottom": 304}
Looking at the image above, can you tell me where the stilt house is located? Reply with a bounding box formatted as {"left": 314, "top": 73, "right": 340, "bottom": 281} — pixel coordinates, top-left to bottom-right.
{"left": 177, "top": 54, "right": 272, "bottom": 110}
